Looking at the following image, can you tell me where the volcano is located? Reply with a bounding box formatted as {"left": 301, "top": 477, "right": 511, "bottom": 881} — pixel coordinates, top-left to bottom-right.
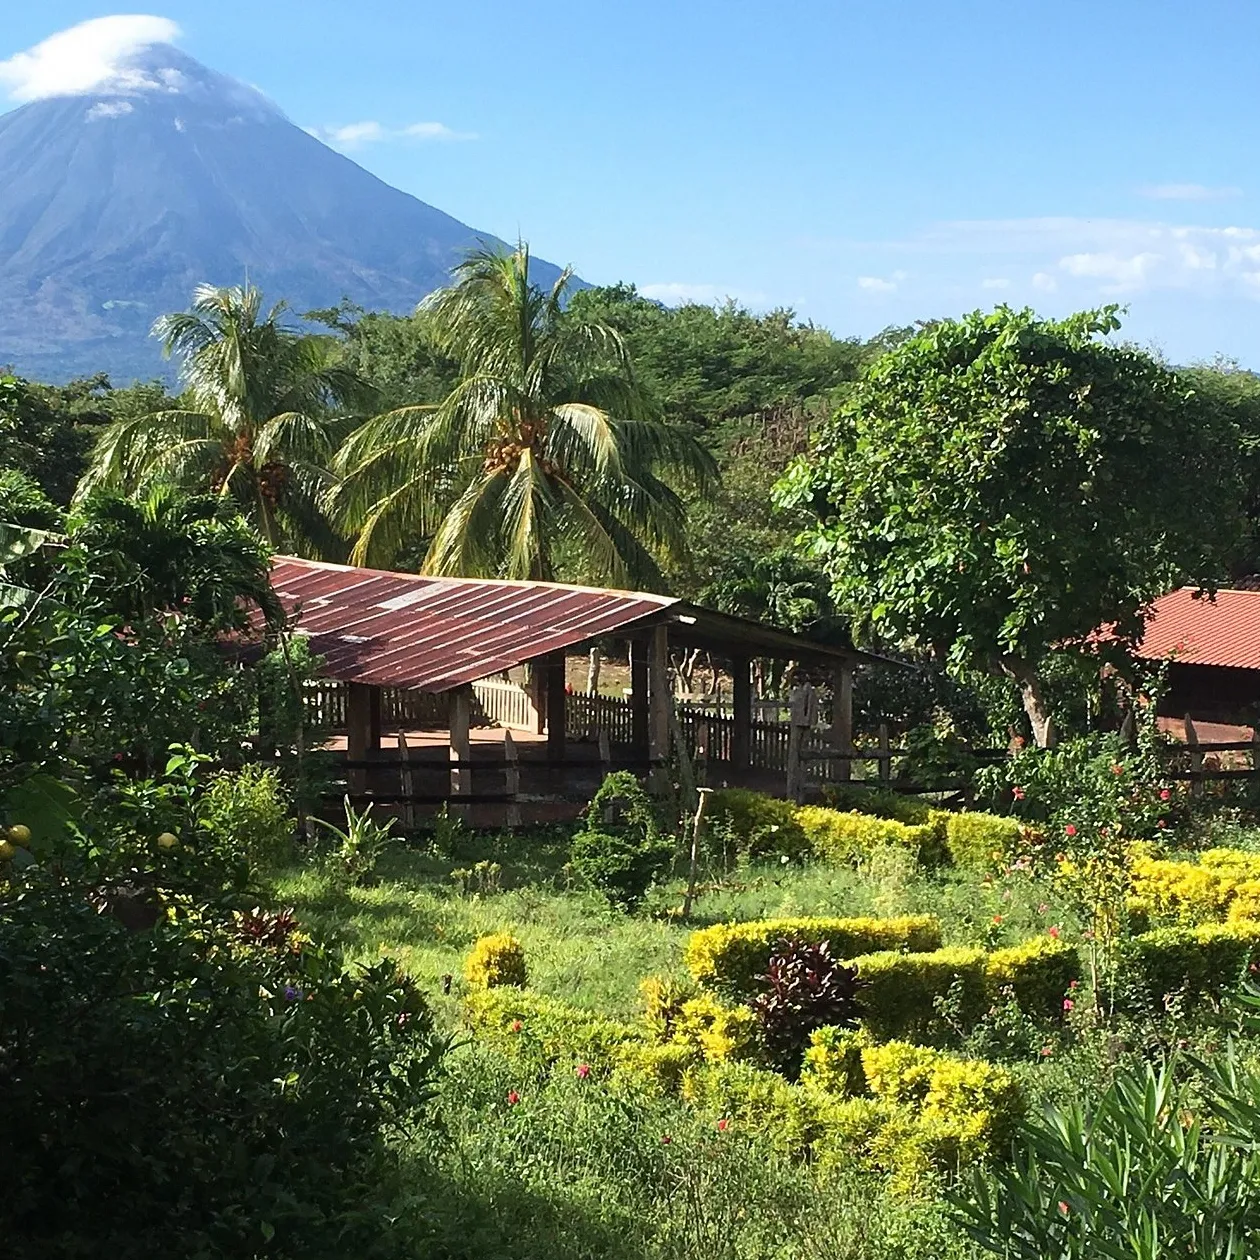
{"left": 0, "top": 40, "right": 569, "bottom": 382}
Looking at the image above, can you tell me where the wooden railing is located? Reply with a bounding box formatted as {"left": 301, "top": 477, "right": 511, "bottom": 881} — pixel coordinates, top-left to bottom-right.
{"left": 302, "top": 679, "right": 447, "bottom": 729}
{"left": 472, "top": 677, "right": 535, "bottom": 731}
{"left": 567, "top": 691, "right": 635, "bottom": 743}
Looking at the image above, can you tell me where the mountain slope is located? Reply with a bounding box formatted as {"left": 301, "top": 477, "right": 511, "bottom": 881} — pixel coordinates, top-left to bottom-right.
{"left": 0, "top": 43, "right": 569, "bottom": 382}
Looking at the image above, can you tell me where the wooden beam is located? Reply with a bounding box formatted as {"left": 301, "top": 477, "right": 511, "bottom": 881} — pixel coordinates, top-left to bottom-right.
{"left": 649, "top": 624, "right": 670, "bottom": 792}
{"left": 449, "top": 685, "right": 472, "bottom": 813}
{"left": 831, "top": 661, "right": 854, "bottom": 783}
{"left": 630, "top": 637, "right": 649, "bottom": 757}
{"left": 544, "top": 651, "right": 567, "bottom": 762}
{"left": 731, "top": 654, "right": 751, "bottom": 769}
{"left": 346, "top": 682, "right": 375, "bottom": 793}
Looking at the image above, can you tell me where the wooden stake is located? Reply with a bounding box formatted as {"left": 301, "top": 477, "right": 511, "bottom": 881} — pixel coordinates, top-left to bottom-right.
{"left": 504, "top": 729, "right": 521, "bottom": 828}
{"left": 682, "top": 787, "right": 712, "bottom": 918}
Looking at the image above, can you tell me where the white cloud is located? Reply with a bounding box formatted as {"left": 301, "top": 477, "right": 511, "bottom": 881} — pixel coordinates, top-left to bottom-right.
{"left": 1059, "top": 250, "right": 1162, "bottom": 290}
{"left": 1139, "top": 183, "right": 1241, "bottom": 202}
{"left": 981, "top": 277, "right": 1010, "bottom": 289}
{"left": 0, "top": 16, "right": 181, "bottom": 102}
{"left": 1032, "top": 271, "right": 1058, "bottom": 292}
{"left": 311, "top": 119, "right": 477, "bottom": 149}
{"left": 85, "top": 99, "right": 135, "bottom": 121}
{"left": 857, "top": 269, "right": 906, "bottom": 293}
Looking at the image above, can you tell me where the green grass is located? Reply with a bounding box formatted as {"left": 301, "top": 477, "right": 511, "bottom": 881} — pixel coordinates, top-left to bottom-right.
{"left": 271, "top": 829, "right": 1081, "bottom": 1021}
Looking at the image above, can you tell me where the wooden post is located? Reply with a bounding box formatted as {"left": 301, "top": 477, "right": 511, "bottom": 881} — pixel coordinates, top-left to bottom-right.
{"left": 598, "top": 728, "right": 612, "bottom": 777}
{"left": 504, "top": 729, "right": 521, "bottom": 828}
{"left": 731, "top": 654, "right": 751, "bottom": 771}
{"left": 831, "top": 661, "right": 854, "bottom": 783}
{"left": 346, "top": 682, "right": 375, "bottom": 794}
{"left": 878, "top": 722, "right": 891, "bottom": 784}
{"left": 786, "top": 722, "right": 804, "bottom": 803}
{"left": 398, "top": 730, "right": 416, "bottom": 830}
{"left": 1185, "top": 714, "right": 1203, "bottom": 796}
{"left": 696, "top": 718, "right": 710, "bottom": 787}
{"left": 630, "top": 638, "right": 649, "bottom": 762}
{"left": 649, "top": 624, "right": 670, "bottom": 793}
{"left": 586, "top": 646, "right": 602, "bottom": 695}
{"left": 543, "top": 651, "right": 567, "bottom": 763}
{"left": 449, "top": 685, "right": 472, "bottom": 815}
{"left": 682, "top": 787, "right": 712, "bottom": 918}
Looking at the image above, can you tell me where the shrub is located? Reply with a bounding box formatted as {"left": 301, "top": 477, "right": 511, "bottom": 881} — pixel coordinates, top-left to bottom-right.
{"left": 464, "top": 931, "right": 528, "bottom": 990}
{"left": 707, "top": 787, "right": 810, "bottom": 859}
{"left": 853, "top": 947, "right": 989, "bottom": 1043}
{"left": 570, "top": 771, "right": 674, "bottom": 909}
{"left": 686, "top": 914, "right": 941, "bottom": 997}
{"left": 464, "top": 985, "right": 643, "bottom": 1068}
{"left": 800, "top": 1025, "right": 870, "bottom": 1096}
{"left": 610, "top": 1040, "right": 699, "bottom": 1096}
{"left": 985, "top": 936, "right": 1079, "bottom": 1016}
{"left": 751, "top": 937, "right": 864, "bottom": 1074}
{"left": 672, "top": 992, "right": 760, "bottom": 1063}
{"left": 1120, "top": 921, "right": 1260, "bottom": 1009}
{"left": 796, "top": 804, "right": 946, "bottom": 867}
{"left": 1130, "top": 848, "right": 1260, "bottom": 927}
{"left": 821, "top": 784, "right": 933, "bottom": 825}
{"left": 639, "top": 973, "right": 694, "bottom": 1040}
{"left": 0, "top": 872, "right": 443, "bottom": 1259}
{"left": 937, "top": 810, "right": 1022, "bottom": 873}
{"left": 196, "top": 763, "right": 293, "bottom": 871}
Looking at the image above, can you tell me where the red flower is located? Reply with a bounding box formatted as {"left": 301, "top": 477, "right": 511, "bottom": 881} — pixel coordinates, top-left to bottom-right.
{"left": 1157, "top": 819, "right": 1167, "bottom": 829}
{"left": 575, "top": 1063, "right": 591, "bottom": 1079}
{"left": 1111, "top": 764, "right": 1124, "bottom": 776}
{"left": 1048, "top": 925, "right": 1060, "bottom": 939}
{"left": 1063, "top": 998, "right": 1074, "bottom": 1012}
{"left": 716, "top": 1118, "right": 730, "bottom": 1132}
{"left": 507, "top": 1090, "right": 521, "bottom": 1105}
{"left": 1040, "top": 1045, "right": 1053, "bottom": 1057}
{"left": 1012, "top": 786, "right": 1026, "bottom": 801}
{"left": 992, "top": 914, "right": 1003, "bottom": 925}
{"left": 510, "top": 1020, "right": 523, "bottom": 1033}
{"left": 661, "top": 1134, "right": 672, "bottom": 1144}
{"left": 1160, "top": 789, "right": 1171, "bottom": 801}
{"left": 1064, "top": 824, "right": 1077, "bottom": 837}
{"left": 1069, "top": 979, "right": 1079, "bottom": 989}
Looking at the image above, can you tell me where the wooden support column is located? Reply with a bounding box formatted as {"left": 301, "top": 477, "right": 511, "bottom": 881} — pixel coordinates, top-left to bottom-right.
{"left": 504, "top": 730, "right": 521, "bottom": 828}
{"left": 831, "top": 660, "right": 854, "bottom": 783}
{"left": 648, "top": 624, "right": 670, "bottom": 793}
{"left": 449, "top": 685, "right": 472, "bottom": 814}
{"left": 630, "top": 638, "right": 650, "bottom": 762}
{"left": 346, "top": 682, "right": 377, "bottom": 793}
{"left": 543, "top": 651, "right": 567, "bottom": 763}
{"left": 730, "top": 654, "right": 752, "bottom": 771}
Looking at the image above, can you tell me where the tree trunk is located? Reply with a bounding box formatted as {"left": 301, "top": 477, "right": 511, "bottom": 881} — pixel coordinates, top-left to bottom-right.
{"left": 586, "top": 646, "right": 601, "bottom": 695}
{"left": 1000, "top": 656, "right": 1056, "bottom": 748}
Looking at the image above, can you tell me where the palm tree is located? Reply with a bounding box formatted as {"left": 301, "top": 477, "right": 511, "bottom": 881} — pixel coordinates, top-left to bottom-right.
{"left": 79, "top": 283, "right": 370, "bottom": 555}
{"left": 330, "top": 244, "right": 718, "bottom": 584}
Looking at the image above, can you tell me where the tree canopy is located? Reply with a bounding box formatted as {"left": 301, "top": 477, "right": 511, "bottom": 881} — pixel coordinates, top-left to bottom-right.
{"left": 776, "top": 305, "right": 1244, "bottom": 745}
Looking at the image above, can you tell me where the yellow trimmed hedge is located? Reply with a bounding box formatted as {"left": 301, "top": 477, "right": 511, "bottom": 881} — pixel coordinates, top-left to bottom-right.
{"left": 1130, "top": 849, "right": 1260, "bottom": 928}
{"left": 853, "top": 937, "right": 1079, "bottom": 1042}
{"left": 464, "top": 986, "right": 642, "bottom": 1067}
{"left": 936, "top": 810, "right": 1023, "bottom": 872}
{"left": 464, "top": 932, "right": 527, "bottom": 989}
{"left": 1121, "top": 920, "right": 1260, "bottom": 1008}
{"left": 685, "top": 914, "right": 942, "bottom": 996}
{"left": 795, "top": 806, "right": 946, "bottom": 867}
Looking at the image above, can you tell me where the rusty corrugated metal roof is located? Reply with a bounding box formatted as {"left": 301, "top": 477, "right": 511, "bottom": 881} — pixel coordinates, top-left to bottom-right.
{"left": 271, "top": 557, "right": 677, "bottom": 691}
{"left": 1137, "top": 587, "right": 1260, "bottom": 671}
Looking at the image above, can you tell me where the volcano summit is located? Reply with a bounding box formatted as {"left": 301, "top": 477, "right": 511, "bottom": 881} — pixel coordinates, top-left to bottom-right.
{"left": 0, "top": 22, "right": 569, "bottom": 381}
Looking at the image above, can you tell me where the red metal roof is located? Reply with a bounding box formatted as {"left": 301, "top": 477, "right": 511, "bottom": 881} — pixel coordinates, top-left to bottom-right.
{"left": 1137, "top": 587, "right": 1260, "bottom": 671}
{"left": 270, "top": 556, "right": 676, "bottom": 691}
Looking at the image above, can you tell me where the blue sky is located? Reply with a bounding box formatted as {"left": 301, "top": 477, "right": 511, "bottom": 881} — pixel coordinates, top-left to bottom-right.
{"left": 4, "top": 3, "right": 1260, "bottom": 365}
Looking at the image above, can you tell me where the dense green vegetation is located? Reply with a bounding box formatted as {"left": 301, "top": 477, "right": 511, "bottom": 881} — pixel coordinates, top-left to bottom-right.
{"left": 14, "top": 248, "right": 1260, "bottom": 1257}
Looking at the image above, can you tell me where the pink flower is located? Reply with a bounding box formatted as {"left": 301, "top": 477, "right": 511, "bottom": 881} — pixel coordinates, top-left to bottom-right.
{"left": 1048, "top": 925, "right": 1061, "bottom": 939}
{"left": 1040, "top": 1045, "right": 1053, "bottom": 1057}
{"left": 1069, "top": 979, "right": 1079, "bottom": 990}
{"left": 1012, "top": 786, "right": 1026, "bottom": 801}
{"left": 1059, "top": 1201, "right": 1070, "bottom": 1216}
{"left": 1038, "top": 903, "right": 1049, "bottom": 915}
{"left": 1064, "top": 824, "right": 1077, "bottom": 837}
{"left": 661, "top": 1134, "right": 672, "bottom": 1145}
{"left": 1157, "top": 820, "right": 1167, "bottom": 829}
{"left": 1063, "top": 998, "right": 1074, "bottom": 1012}
{"left": 1111, "top": 764, "right": 1124, "bottom": 776}
{"left": 576, "top": 1063, "right": 591, "bottom": 1079}
{"left": 507, "top": 1090, "right": 521, "bottom": 1105}
{"left": 1160, "top": 789, "right": 1171, "bottom": 801}
{"left": 716, "top": 1118, "right": 730, "bottom": 1132}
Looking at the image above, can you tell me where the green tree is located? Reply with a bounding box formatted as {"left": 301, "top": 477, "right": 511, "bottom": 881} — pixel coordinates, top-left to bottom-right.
{"left": 332, "top": 245, "right": 718, "bottom": 584}
{"left": 776, "top": 306, "right": 1242, "bottom": 746}
{"left": 79, "top": 284, "right": 370, "bottom": 554}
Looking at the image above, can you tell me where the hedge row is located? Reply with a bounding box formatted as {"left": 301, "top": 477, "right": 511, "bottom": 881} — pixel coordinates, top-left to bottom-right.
{"left": 463, "top": 983, "right": 1023, "bottom": 1188}
{"left": 706, "top": 789, "right": 1022, "bottom": 873}
{"left": 1130, "top": 848, "right": 1260, "bottom": 929}
{"left": 1120, "top": 921, "right": 1260, "bottom": 1009}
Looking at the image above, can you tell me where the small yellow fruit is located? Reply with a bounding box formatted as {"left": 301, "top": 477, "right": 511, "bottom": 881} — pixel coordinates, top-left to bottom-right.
{"left": 7, "top": 824, "right": 31, "bottom": 846}
{"left": 0, "top": 840, "right": 15, "bottom": 861}
{"left": 157, "top": 832, "right": 179, "bottom": 850}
